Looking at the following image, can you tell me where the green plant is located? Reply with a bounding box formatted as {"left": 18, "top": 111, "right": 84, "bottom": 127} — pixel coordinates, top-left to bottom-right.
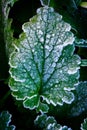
{"left": 0, "top": 0, "right": 87, "bottom": 129}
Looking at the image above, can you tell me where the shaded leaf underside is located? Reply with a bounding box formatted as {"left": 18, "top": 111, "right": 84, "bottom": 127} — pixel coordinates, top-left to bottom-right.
{"left": 9, "top": 7, "right": 81, "bottom": 112}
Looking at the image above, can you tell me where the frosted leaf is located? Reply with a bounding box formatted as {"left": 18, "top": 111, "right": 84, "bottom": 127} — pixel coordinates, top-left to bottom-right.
{"left": 2, "top": 0, "right": 19, "bottom": 56}
{"left": 0, "top": 111, "right": 16, "bottom": 130}
{"left": 34, "top": 114, "right": 72, "bottom": 130}
{"left": 9, "top": 7, "right": 81, "bottom": 113}
{"left": 81, "top": 118, "right": 87, "bottom": 130}
{"left": 68, "top": 81, "right": 87, "bottom": 117}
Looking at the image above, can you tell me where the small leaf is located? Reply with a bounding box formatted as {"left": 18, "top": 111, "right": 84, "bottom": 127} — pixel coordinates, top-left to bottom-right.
{"left": 36, "top": 102, "right": 49, "bottom": 113}
{"left": 81, "top": 118, "right": 87, "bottom": 130}
{"left": 23, "top": 95, "right": 40, "bottom": 109}
{"left": 34, "top": 114, "right": 72, "bottom": 130}
{"left": 68, "top": 81, "right": 87, "bottom": 117}
{"left": 9, "top": 7, "right": 81, "bottom": 112}
{"left": 0, "top": 111, "right": 16, "bottom": 130}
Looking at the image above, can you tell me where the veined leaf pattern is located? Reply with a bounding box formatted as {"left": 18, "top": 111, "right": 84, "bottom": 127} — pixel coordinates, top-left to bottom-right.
{"left": 9, "top": 6, "right": 81, "bottom": 112}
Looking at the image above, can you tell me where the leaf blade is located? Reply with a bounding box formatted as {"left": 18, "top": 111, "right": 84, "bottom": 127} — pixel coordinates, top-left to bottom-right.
{"left": 9, "top": 7, "right": 81, "bottom": 112}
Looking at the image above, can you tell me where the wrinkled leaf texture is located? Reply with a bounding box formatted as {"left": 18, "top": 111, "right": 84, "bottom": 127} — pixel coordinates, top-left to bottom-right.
{"left": 9, "top": 6, "right": 81, "bottom": 113}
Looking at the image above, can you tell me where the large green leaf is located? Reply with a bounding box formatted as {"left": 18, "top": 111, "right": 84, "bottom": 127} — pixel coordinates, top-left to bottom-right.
{"left": 34, "top": 114, "right": 72, "bottom": 130}
{"left": 9, "top": 7, "right": 81, "bottom": 112}
{"left": 0, "top": 111, "right": 15, "bottom": 130}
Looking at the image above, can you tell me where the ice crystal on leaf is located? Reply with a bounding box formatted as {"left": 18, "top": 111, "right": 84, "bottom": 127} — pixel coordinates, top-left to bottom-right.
{"left": 9, "top": 6, "right": 81, "bottom": 113}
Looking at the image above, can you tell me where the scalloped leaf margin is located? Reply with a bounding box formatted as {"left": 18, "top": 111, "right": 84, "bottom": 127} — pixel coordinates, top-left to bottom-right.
{"left": 9, "top": 6, "right": 81, "bottom": 113}
{"left": 34, "top": 114, "right": 72, "bottom": 130}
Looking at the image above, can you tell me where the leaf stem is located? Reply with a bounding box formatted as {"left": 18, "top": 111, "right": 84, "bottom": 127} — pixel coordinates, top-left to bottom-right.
{"left": 0, "top": 90, "right": 11, "bottom": 108}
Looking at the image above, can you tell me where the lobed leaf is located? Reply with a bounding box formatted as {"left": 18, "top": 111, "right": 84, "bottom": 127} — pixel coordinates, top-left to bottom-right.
{"left": 0, "top": 111, "right": 15, "bottom": 130}
{"left": 34, "top": 114, "right": 72, "bottom": 130}
{"left": 9, "top": 6, "right": 81, "bottom": 113}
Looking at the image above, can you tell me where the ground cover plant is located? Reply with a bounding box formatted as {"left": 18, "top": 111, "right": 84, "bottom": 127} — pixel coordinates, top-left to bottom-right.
{"left": 0, "top": 0, "right": 87, "bottom": 129}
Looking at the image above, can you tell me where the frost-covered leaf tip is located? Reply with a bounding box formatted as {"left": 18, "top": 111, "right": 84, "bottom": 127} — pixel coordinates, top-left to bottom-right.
{"left": 34, "top": 114, "right": 72, "bottom": 130}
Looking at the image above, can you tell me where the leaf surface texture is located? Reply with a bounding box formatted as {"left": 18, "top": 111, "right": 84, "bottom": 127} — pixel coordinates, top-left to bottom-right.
{"left": 9, "top": 7, "right": 81, "bottom": 112}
